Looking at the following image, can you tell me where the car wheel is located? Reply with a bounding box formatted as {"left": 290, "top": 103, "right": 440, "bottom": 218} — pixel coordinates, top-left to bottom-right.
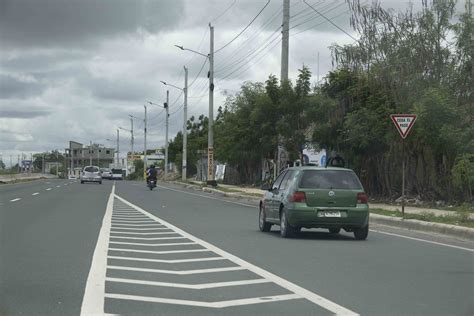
{"left": 81, "top": 181, "right": 84, "bottom": 184}
{"left": 329, "top": 227, "right": 341, "bottom": 234}
{"left": 99, "top": 181, "right": 102, "bottom": 184}
{"left": 354, "top": 225, "right": 369, "bottom": 240}
{"left": 280, "top": 208, "right": 295, "bottom": 238}
{"left": 259, "top": 207, "right": 272, "bottom": 232}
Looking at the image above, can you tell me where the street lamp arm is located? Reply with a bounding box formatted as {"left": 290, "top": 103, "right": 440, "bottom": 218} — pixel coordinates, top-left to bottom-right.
{"left": 160, "top": 81, "right": 183, "bottom": 92}
{"left": 119, "top": 126, "right": 131, "bottom": 132}
{"left": 175, "top": 44, "right": 209, "bottom": 58}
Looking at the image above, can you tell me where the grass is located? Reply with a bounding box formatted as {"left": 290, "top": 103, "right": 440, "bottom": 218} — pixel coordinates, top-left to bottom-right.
{"left": 370, "top": 208, "right": 474, "bottom": 228}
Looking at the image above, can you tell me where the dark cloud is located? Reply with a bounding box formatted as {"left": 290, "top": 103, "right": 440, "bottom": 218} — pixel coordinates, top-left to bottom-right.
{"left": 0, "top": 109, "right": 51, "bottom": 118}
{"left": 0, "top": 0, "right": 184, "bottom": 49}
{"left": 0, "top": 73, "right": 45, "bottom": 99}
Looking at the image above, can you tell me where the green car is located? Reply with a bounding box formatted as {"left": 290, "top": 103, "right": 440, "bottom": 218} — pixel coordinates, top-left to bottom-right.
{"left": 259, "top": 166, "right": 369, "bottom": 239}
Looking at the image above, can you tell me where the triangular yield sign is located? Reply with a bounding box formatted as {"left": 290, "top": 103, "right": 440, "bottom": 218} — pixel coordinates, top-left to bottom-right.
{"left": 390, "top": 114, "right": 417, "bottom": 139}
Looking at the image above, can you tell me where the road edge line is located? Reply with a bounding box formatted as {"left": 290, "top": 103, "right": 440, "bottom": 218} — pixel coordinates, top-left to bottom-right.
{"left": 80, "top": 183, "right": 115, "bottom": 315}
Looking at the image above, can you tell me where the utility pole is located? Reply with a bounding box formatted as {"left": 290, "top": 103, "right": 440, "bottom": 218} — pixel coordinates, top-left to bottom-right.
{"left": 116, "top": 129, "right": 120, "bottom": 165}
{"left": 277, "top": 0, "right": 290, "bottom": 174}
{"left": 165, "top": 90, "right": 169, "bottom": 180}
{"left": 10, "top": 154, "right": 12, "bottom": 171}
{"left": 56, "top": 150, "right": 59, "bottom": 177}
{"left": 144, "top": 105, "right": 148, "bottom": 174}
{"left": 207, "top": 24, "right": 216, "bottom": 186}
{"left": 281, "top": 0, "right": 290, "bottom": 82}
{"left": 183, "top": 66, "right": 188, "bottom": 181}
{"left": 90, "top": 141, "right": 93, "bottom": 166}
{"left": 17, "top": 154, "right": 20, "bottom": 173}
{"left": 97, "top": 144, "right": 100, "bottom": 167}
{"left": 42, "top": 154, "right": 45, "bottom": 174}
{"left": 129, "top": 115, "right": 134, "bottom": 156}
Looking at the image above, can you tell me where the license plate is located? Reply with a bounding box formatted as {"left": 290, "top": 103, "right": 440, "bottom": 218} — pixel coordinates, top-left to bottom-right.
{"left": 321, "top": 211, "right": 341, "bottom": 217}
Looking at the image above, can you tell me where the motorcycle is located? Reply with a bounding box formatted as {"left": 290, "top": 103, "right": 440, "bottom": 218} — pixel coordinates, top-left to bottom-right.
{"left": 147, "top": 179, "right": 156, "bottom": 191}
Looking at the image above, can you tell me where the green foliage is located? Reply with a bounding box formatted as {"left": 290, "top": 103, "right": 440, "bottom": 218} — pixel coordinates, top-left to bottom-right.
{"left": 126, "top": 159, "right": 144, "bottom": 180}
{"left": 452, "top": 154, "right": 474, "bottom": 201}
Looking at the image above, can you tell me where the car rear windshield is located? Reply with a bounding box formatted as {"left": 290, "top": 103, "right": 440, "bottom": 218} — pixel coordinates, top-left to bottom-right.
{"left": 100, "top": 168, "right": 110, "bottom": 172}
{"left": 299, "top": 170, "right": 363, "bottom": 190}
{"left": 111, "top": 169, "right": 122, "bottom": 174}
{"left": 84, "top": 166, "right": 99, "bottom": 173}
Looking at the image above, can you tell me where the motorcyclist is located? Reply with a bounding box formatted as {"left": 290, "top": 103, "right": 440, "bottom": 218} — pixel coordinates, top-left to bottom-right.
{"left": 146, "top": 165, "right": 157, "bottom": 184}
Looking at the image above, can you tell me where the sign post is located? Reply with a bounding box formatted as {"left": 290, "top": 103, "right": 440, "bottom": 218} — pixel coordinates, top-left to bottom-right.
{"left": 390, "top": 114, "right": 417, "bottom": 217}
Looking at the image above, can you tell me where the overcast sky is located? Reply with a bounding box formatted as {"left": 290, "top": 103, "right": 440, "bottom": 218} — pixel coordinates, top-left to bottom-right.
{"left": 0, "top": 0, "right": 438, "bottom": 166}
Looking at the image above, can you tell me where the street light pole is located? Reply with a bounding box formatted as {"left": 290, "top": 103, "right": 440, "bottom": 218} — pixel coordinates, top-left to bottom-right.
{"left": 116, "top": 129, "right": 120, "bottom": 165}
{"left": 160, "top": 77, "right": 188, "bottom": 181}
{"left": 144, "top": 105, "right": 147, "bottom": 174}
{"left": 165, "top": 90, "right": 169, "bottom": 180}
{"left": 207, "top": 24, "right": 216, "bottom": 186}
{"left": 90, "top": 140, "right": 93, "bottom": 166}
{"left": 183, "top": 66, "right": 188, "bottom": 181}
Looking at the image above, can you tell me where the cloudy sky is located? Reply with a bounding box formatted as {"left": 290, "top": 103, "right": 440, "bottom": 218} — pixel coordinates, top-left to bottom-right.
{"left": 0, "top": 0, "right": 429, "bottom": 166}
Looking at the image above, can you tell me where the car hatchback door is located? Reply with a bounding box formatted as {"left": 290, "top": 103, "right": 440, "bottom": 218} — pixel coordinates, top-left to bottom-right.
{"left": 298, "top": 169, "right": 364, "bottom": 212}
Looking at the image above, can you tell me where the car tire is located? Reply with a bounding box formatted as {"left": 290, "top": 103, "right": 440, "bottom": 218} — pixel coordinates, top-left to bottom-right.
{"left": 99, "top": 181, "right": 102, "bottom": 184}
{"left": 259, "top": 207, "right": 272, "bottom": 232}
{"left": 280, "top": 208, "right": 295, "bottom": 238}
{"left": 329, "top": 227, "right": 341, "bottom": 234}
{"left": 354, "top": 225, "right": 369, "bottom": 240}
{"left": 81, "top": 181, "right": 84, "bottom": 184}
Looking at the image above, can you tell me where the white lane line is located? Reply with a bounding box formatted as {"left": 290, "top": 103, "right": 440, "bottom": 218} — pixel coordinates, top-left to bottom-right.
{"left": 64, "top": 184, "right": 68, "bottom": 186}
{"left": 115, "top": 194, "right": 358, "bottom": 315}
{"left": 107, "top": 255, "right": 226, "bottom": 263}
{"left": 107, "top": 265, "right": 245, "bottom": 275}
{"left": 110, "top": 236, "right": 186, "bottom": 241}
{"left": 109, "top": 241, "right": 196, "bottom": 247}
{"left": 111, "top": 227, "right": 167, "bottom": 231}
{"left": 106, "top": 277, "right": 271, "bottom": 289}
{"left": 56, "top": 185, "right": 61, "bottom": 188}
{"left": 371, "top": 229, "right": 474, "bottom": 253}
{"left": 46, "top": 188, "right": 52, "bottom": 191}
{"left": 108, "top": 248, "right": 209, "bottom": 254}
{"left": 32, "top": 192, "right": 39, "bottom": 196}
{"left": 112, "top": 215, "right": 148, "bottom": 218}
{"left": 80, "top": 184, "right": 115, "bottom": 315}
{"left": 112, "top": 219, "right": 157, "bottom": 222}
{"left": 10, "top": 198, "right": 21, "bottom": 202}
{"left": 105, "top": 293, "right": 302, "bottom": 308}
{"left": 112, "top": 228, "right": 178, "bottom": 235}
{"left": 109, "top": 231, "right": 176, "bottom": 236}
{"left": 112, "top": 224, "right": 164, "bottom": 227}
{"left": 156, "top": 184, "right": 256, "bottom": 208}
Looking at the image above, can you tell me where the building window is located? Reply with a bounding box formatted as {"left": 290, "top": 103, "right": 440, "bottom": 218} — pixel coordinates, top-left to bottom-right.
{"left": 99, "top": 149, "right": 102, "bottom": 153}
{"left": 106, "top": 150, "right": 110, "bottom": 154}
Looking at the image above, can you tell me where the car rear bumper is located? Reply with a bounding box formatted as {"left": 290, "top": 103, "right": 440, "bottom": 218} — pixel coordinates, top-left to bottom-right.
{"left": 287, "top": 205, "right": 369, "bottom": 228}
{"left": 81, "top": 178, "right": 102, "bottom": 182}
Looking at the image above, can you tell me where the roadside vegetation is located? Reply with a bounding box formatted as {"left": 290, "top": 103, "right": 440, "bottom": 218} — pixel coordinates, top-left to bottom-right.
{"left": 167, "top": 0, "right": 472, "bottom": 204}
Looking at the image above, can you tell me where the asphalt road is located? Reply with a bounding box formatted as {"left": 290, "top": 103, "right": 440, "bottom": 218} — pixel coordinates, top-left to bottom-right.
{"left": 1, "top": 179, "right": 473, "bottom": 316}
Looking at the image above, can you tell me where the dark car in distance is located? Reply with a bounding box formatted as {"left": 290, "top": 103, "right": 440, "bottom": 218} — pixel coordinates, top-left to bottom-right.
{"left": 259, "top": 166, "right": 369, "bottom": 239}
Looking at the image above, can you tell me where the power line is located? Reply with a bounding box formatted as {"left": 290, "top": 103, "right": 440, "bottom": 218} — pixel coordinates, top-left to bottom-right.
{"left": 210, "top": 0, "right": 237, "bottom": 23}
{"left": 303, "top": 0, "right": 357, "bottom": 41}
{"left": 188, "top": 58, "right": 208, "bottom": 88}
{"left": 214, "top": 0, "right": 271, "bottom": 54}
{"left": 217, "top": 28, "right": 281, "bottom": 79}
{"left": 292, "top": 9, "right": 350, "bottom": 36}
{"left": 289, "top": 2, "right": 345, "bottom": 30}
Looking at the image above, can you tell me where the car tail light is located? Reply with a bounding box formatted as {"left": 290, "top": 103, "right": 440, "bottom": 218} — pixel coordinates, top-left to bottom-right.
{"left": 357, "top": 192, "right": 368, "bottom": 204}
{"left": 290, "top": 191, "right": 306, "bottom": 203}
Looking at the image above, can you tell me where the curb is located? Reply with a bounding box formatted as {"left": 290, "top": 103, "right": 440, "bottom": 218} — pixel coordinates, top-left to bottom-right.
{"left": 167, "top": 181, "right": 474, "bottom": 241}
{"left": 370, "top": 214, "right": 474, "bottom": 241}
